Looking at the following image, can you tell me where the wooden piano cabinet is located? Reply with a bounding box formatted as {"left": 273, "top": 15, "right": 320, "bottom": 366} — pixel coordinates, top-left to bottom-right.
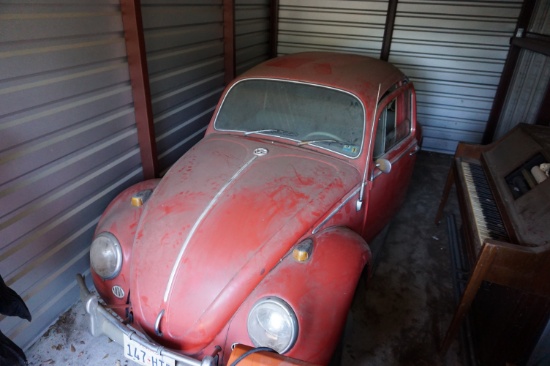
{"left": 473, "top": 283, "right": 550, "bottom": 365}
{"left": 437, "top": 124, "right": 550, "bottom": 365}
{"left": 440, "top": 238, "right": 550, "bottom": 365}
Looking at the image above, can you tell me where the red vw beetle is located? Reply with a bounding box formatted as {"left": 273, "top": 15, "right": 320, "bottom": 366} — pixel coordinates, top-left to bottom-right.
{"left": 77, "top": 52, "right": 421, "bottom": 366}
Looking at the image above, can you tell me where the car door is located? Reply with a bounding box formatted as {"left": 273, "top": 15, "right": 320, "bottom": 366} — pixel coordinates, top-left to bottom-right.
{"left": 363, "top": 83, "right": 419, "bottom": 241}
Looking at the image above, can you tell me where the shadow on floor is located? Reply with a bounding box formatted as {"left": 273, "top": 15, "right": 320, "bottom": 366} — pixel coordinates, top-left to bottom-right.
{"left": 342, "top": 151, "right": 462, "bottom": 366}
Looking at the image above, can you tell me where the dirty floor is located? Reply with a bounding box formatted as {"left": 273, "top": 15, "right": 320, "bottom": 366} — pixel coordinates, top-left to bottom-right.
{"left": 25, "top": 151, "right": 463, "bottom": 366}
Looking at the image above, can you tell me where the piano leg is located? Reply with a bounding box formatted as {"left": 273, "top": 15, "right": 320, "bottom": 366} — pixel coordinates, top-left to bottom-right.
{"left": 435, "top": 162, "right": 456, "bottom": 224}
{"left": 440, "top": 243, "right": 498, "bottom": 354}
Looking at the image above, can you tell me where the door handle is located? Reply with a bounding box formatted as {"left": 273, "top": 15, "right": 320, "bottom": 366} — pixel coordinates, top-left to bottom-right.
{"left": 409, "top": 145, "right": 420, "bottom": 156}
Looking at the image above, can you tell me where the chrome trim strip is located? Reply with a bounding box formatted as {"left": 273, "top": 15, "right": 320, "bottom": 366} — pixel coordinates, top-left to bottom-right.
{"left": 372, "top": 140, "right": 418, "bottom": 181}
{"left": 163, "top": 154, "right": 260, "bottom": 303}
{"left": 155, "top": 309, "right": 165, "bottom": 336}
{"left": 357, "top": 84, "right": 381, "bottom": 211}
{"left": 312, "top": 186, "right": 361, "bottom": 234}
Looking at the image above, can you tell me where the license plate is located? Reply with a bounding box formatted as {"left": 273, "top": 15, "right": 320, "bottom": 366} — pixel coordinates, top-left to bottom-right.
{"left": 123, "top": 333, "right": 176, "bottom": 366}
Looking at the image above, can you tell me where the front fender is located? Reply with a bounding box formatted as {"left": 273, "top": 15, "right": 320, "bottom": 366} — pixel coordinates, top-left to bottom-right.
{"left": 223, "top": 226, "right": 371, "bottom": 365}
{"left": 91, "top": 179, "right": 161, "bottom": 314}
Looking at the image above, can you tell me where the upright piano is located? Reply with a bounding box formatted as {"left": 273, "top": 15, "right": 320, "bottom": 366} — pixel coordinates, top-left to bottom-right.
{"left": 436, "top": 123, "right": 550, "bottom": 365}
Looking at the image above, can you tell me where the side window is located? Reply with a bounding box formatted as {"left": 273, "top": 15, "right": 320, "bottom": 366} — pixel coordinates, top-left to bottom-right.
{"left": 396, "top": 88, "right": 411, "bottom": 144}
{"left": 373, "top": 88, "right": 412, "bottom": 158}
{"left": 373, "top": 98, "right": 396, "bottom": 158}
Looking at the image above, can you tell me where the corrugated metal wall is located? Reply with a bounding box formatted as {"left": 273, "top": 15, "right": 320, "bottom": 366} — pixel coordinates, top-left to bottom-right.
{"left": 0, "top": 1, "right": 143, "bottom": 350}
{"left": 235, "top": 0, "right": 271, "bottom": 75}
{"left": 531, "top": 0, "right": 550, "bottom": 34}
{"left": 277, "top": 0, "right": 523, "bottom": 154}
{"left": 278, "top": 0, "right": 389, "bottom": 58}
{"left": 141, "top": 0, "right": 226, "bottom": 174}
{"left": 1, "top": 0, "right": 539, "bottom": 353}
{"left": 389, "top": 0, "right": 522, "bottom": 153}
{"left": 495, "top": 50, "right": 550, "bottom": 139}
{"left": 495, "top": 0, "right": 550, "bottom": 139}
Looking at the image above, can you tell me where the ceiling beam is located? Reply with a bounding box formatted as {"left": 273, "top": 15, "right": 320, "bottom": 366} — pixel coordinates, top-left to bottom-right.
{"left": 120, "top": 0, "right": 159, "bottom": 179}
{"left": 512, "top": 33, "right": 550, "bottom": 57}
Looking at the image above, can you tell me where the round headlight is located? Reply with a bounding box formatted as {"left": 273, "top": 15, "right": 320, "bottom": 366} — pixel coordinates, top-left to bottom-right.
{"left": 247, "top": 297, "right": 298, "bottom": 354}
{"left": 90, "top": 232, "right": 122, "bottom": 280}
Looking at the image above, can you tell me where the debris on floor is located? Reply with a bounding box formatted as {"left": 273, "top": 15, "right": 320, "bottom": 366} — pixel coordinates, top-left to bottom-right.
{"left": 26, "top": 303, "right": 127, "bottom": 366}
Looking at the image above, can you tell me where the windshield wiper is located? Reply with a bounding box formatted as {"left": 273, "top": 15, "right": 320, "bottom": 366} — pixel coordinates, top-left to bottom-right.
{"left": 244, "top": 129, "right": 296, "bottom": 137}
{"left": 298, "top": 139, "right": 344, "bottom": 146}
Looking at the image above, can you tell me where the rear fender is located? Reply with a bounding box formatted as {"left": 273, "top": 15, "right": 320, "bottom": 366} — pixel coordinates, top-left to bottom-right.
{"left": 223, "top": 226, "right": 371, "bottom": 365}
{"left": 91, "top": 179, "right": 161, "bottom": 314}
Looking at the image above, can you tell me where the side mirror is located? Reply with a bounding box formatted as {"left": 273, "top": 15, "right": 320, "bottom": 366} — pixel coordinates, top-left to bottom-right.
{"left": 375, "top": 158, "right": 392, "bottom": 174}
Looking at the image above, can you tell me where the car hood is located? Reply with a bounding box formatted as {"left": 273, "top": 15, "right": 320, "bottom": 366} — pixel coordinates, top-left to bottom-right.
{"left": 130, "top": 134, "right": 360, "bottom": 352}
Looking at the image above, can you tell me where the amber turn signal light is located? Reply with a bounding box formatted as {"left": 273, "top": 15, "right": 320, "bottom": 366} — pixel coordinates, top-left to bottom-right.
{"left": 131, "top": 189, "right": 152, "bottom": 207}
{"left": 292, "top": 239, "right": 313, "bottom": 262}
{"left": 131, "top": 196, "right": 144, "bottom": 207}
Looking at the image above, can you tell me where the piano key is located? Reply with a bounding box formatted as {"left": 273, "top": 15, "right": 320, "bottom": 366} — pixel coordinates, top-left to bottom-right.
{"left": 460, "top": 161, "right": 510, "bottom": 247}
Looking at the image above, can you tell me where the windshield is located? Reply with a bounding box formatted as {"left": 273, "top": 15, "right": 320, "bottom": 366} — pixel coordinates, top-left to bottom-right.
{"left": 214, "top": 79, "right": 365, "bottom": 158}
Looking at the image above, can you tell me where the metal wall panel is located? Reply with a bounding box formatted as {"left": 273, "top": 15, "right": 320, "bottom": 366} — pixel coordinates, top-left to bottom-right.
{"left": 495, "top": 0, "right": 550, "bottom": 139}
{"left": 530, "top": 0, "right": 550, "bottom": 36}
{"left": 389, "top": 0, "right": 522, "bottom": 153}
{"left": 0, "top": 0, "right": 143, "bottom": 350}
{"left": 235, "top": 0, "right": 271, "bottom": 75}
{"left": 277, "top": 0, "right": 522, "bottom": 154}
{"left": 141, "top": 0, "right": 226, "bottom": 173}
{"left": 495, "top": 50, "right": 550, "bottom": 139}
{"left": 278, "top": 0, "right": 389, "bottom": 58}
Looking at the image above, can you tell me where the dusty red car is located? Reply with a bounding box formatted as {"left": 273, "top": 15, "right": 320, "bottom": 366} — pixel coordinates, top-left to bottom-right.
{"left": 77, "top": 52, "right": 421, "bottom": 366}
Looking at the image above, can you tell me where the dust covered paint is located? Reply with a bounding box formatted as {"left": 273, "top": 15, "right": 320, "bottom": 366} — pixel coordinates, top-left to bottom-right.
{"left": 80, "top": 52, "right": 421, "bottom": 366}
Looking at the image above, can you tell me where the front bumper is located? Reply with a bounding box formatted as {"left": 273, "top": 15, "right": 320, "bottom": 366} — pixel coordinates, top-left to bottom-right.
{"left": 76, "top": 274, "right": 216, "bottom": 366}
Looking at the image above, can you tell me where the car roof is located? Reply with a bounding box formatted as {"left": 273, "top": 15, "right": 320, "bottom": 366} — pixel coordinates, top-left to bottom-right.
{"left": 237, "top": 52, "right": 407, "bottom": 105}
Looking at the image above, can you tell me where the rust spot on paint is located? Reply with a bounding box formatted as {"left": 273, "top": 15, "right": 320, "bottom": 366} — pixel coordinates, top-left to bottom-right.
{"left": 163, "top": 204, "right": 175, "bottom": 215}
{"left": 141, "top": 295, "right": 149, "bottom": 307}
{"left": 292, "top": 167, "right": 314, "bottom": 186}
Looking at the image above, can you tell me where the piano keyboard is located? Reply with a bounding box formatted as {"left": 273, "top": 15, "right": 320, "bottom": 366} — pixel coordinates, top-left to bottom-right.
{"left": 461, "top": 161, "right": 509, "bottom": 248}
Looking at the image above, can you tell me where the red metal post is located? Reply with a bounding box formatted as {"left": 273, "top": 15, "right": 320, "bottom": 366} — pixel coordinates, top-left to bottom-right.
{"left": 120, "top": 0, "right": 159, "bottom": 179}
{"left": 223, "top": 0, "right": 236, "bottom": 85}
{"left": 270, "top": 0, "right": 279, "bottom": 58}
{"left": 380, "top": 0, "right": 398, "bottom": 61}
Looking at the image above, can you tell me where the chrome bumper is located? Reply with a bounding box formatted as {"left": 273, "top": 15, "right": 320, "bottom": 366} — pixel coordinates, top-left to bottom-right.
{"left": 76, "top": 274, "right": 216, "bottom": 366}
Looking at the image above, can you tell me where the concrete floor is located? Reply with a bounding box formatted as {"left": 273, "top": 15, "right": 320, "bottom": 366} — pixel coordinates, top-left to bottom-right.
{"left": 25, "top": 151, "right": 463, "bottom": 366}
{"left": 341, "top": 151, "right": 462, "bottom": 366}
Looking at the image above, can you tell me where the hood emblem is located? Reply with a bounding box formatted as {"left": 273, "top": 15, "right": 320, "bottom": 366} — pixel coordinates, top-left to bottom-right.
{"left": 253, "top": 147, "right": 268, "bottom": 156}
{"left": 112, "top": 285, "right": 125, "bottom": 299}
